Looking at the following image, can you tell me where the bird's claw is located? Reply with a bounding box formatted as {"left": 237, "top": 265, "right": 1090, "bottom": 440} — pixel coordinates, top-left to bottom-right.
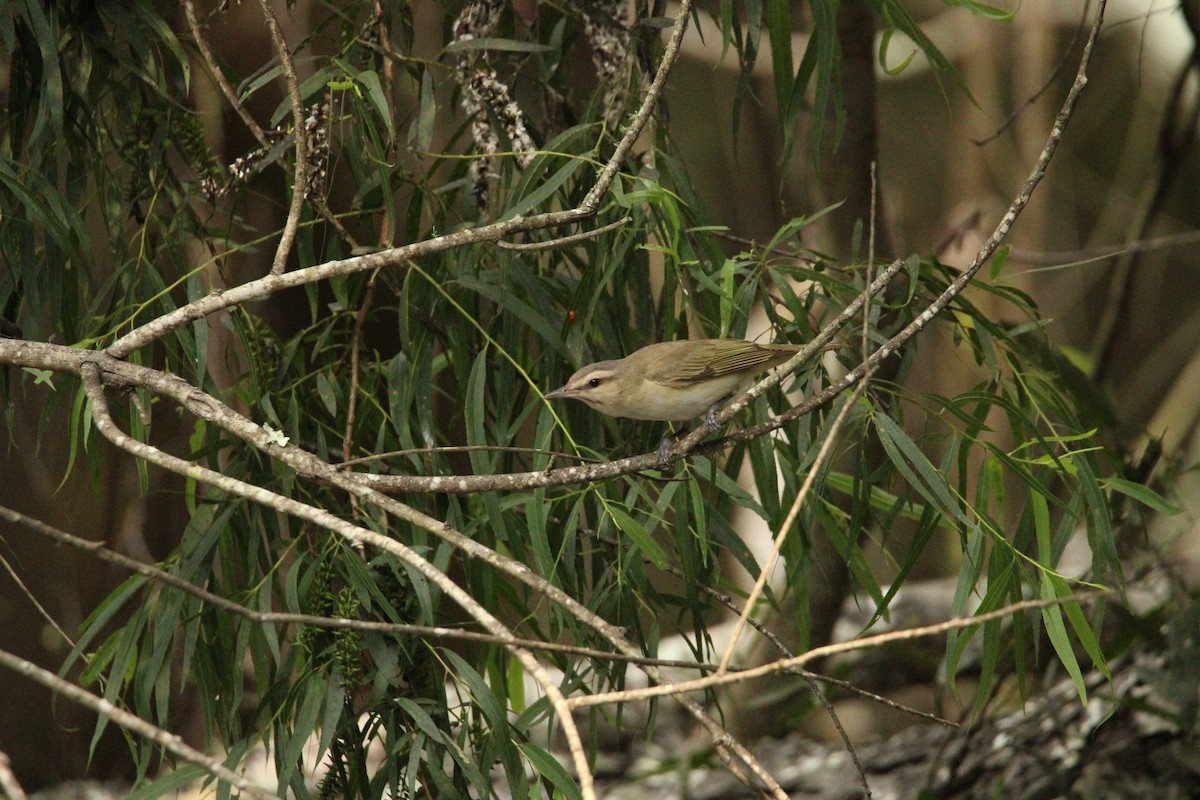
{"left": 656, "top": 438, "right": 673, "bottom": 470}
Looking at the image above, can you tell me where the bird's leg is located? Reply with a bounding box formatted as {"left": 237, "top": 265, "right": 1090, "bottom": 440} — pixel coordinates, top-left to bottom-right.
{"left": 656, "top": 436, "right": 673, "bottom": 470}
{"left": 656, "top": 423, "right": 686, "bottom": 469}
{"left": 705, "top": 402, "right": 721, "bottom": 430}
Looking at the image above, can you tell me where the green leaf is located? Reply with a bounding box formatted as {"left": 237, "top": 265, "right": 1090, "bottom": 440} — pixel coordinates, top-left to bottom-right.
{"left": 878, "top": 26, "right": 917, "bottom": 76}
{"left": 417, "top": 68, "right": 436, "bottom": 152}
{"left": 1041, "top": 573, "right": 1087, "bottom": 703}
{"left": 606, "top": 502, "right": 669, "bottom": 569}
{"left": 315, "top": 371, "right": 338, "bottom": 417}
{"left": 875, "top": 411, "right": 967, "bottom": 526}
{"left": 1101, "top": 477, "right": 1182, "bottom": 515}
{"left": 356, "top": 69, "right": 395, "bottom": 139}
{"left": 520, "top": 741, "right": 583, "bottom": 800}
{"left": 124, "top": 765, "right": 207, "bottom": 800}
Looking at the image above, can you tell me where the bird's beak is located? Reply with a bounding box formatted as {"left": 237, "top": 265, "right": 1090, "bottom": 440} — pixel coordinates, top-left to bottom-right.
{"left": 544, "top": 385, "right": 572, "bottom": 401}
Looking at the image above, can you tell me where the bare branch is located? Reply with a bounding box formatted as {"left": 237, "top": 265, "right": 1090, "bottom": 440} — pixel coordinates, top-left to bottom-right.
{"left": 254, "top": 0, "right": 308, "bottom": 276}
{"left": 105, "top": 0, "right": 698, "bottom": 359}
{"left": 0, "top": 647, "right": 274, "bottom": 799}
{"left": 567, "top": 592, "right": 1112, "bottom": 710}
{"left": 496, "top": 215, "right": 633, "bottom": 251}
{"left": 77, "top": 362, "right": 599, "bottom": 800}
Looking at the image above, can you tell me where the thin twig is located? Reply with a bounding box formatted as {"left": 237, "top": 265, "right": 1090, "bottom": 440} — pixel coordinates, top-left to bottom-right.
{"left": 726, "top": 0, "right": 1108, "bottom": 447}
{"left": 0, "top": 337, "right": 788, "bottom": 800}
{"left": 0, "top": 751, "right": 27, "bottom": 800}
{"left": 674, "top": 560, "right": 957, "bottom": 728}
{"left": 78, "top": 362, "right": 599, "bottom": 800}
{"left": 971, "top": 1, "right": 1089, "bottom": 147}
{"left": 338, "top": 444, "right": 606, "bottom": 468}
{"left": 716, "top": 383, "right": 866, "bottom": 674}
{"left": 359, "top": 257, "right": 906, "bottom": 493}
{"left": 566, "top": 592, "right": 1111, "bottom": 709}
{"left": 183, "top": 0, "right": 270, "bottom": 147}
{"left": 1009, "top": 228, "right": 1200, "bottom": 267}
{"left": 255, "top": 0, "right": 308, "bottom": 276}
{"left": 0, "top": 647, "right": 274, "bottom": 799}
{"left": 342, "top": 269, "right": 380, "bottom": 465}
{"left": 104, "top": 0, "right": 700, "bottom": 359}
{"left": 0, "top": 549, "right": 74, "bottom": 648}
{"left": 496, "top": 216, "right": 632, "bottom": 250}
{"left": 0, "top": 502, "right": 748, "bottom": 675}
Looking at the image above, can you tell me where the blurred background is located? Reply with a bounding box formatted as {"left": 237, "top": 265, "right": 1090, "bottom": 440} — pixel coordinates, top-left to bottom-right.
{"left": 2, "top": 0, "right": 1197, "bottom": 791}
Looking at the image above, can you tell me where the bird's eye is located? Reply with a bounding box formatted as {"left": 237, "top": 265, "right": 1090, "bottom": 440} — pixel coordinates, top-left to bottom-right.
{"left": 587, "top": 377, "right": 602, "bottom": 388}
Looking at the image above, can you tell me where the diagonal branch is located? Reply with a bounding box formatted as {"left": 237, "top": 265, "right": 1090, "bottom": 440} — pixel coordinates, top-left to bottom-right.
{"left": 77, "top": 362, "right": 599, "bottom": 800}
{"left": 0, "top": 337, "right": 790, "bottom": 799}
{"left": 106, "top": 0, "right": 698, "bottom": 359}
{"left": 254, "top": 0, "right": 308, "bottom": 276}
{"left": 0, "top": 646, "right": 274, "bottom": 799}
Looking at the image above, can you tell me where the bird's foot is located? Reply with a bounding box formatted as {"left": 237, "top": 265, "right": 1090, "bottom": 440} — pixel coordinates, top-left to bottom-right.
{"left": 656, "top": 437, "right": 673, "bottom": 470}
{"left": 705, "top": 403, "right": 721, "bottom": 430}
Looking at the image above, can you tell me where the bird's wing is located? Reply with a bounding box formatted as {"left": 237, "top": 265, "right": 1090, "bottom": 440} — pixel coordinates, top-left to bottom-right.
{"left": 649, "top": 341, "right": 797, "bottom": 387}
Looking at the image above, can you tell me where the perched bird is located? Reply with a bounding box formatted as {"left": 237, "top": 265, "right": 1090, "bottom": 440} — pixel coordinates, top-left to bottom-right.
{"left": 545, "top": 338, "right": 828, "bottom": 463}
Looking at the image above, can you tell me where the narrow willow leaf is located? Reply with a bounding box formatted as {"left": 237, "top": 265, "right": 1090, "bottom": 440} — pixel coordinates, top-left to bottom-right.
{"left": 1058, "top": 582, "right": 1110, "bottom": 678}
{"left": 875, "top": 411, "right": 968, "bottom": 526}
{"left": 443, "top": 37, "right": 555, "bottom": 53}
{"left": 606, "top": 502, "right": 669, "bottom": 568}
{"left": 507, "top": 654, "right": 526, "bottom": 714}
{"left": 500, "top": 156, "right": 585, "bottom": 221}
{"left": 315, "top": 370, "right": 338, "bottom": 417}
{"left": 278, "top": 678, "right": 326, "bottom": 790}
{"left": 124, "top": 765, "right": 206, "bottom": 800}
{"left": 1101, "top": 477, "right": 1182, "bottom": 515}
{"left": 1041, "top": 574, "right": 1088, "bottom": 703}
{"left": 1073, "top": 455, "right": 1121, "bottom": 579}
{"left": 520, "top": 742, "right": 583, "bottom": 800}
{"left": 355, "top": 69, "right": 395, "bottom": 139}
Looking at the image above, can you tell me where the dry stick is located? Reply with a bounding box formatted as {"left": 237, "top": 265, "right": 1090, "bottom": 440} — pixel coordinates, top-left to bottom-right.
{"left": 567, "top": 592, "right": 1109, "bottom": 710}
{"left": 340, "top": 444, "right": 606, "bottom": 468}
{"left": 25, "top": 0, "right": 1107, "bottom": 788}
{"left": 716, "top": 384, "right": 866, "bottom": 675}
{"left": 0, "top": 24, "right": 1100, "bottom": 743}
{"left": 183, "top": 0, "right": 269, "bottom": 146}
{"left": 123, "top": 0, "right": 790, "bottom": 780}
{"left": 714, "top": 156, "right": 883, "bottom": 672}
{"left": 0, "top": 646, "right": 274, "bottom": 799}
{"left": 342, "top": 270, "right": 381, "bottom": 465}
{"left": 13, "top": 491, "right": 939, "bottom": 798}
{"left": 711, "top": 383, "right": 874, "bottom": 798}
{"left": 0, "top": 750, "right": 26, "bottom": 800}
{"left": 496, "top": 215, "right": 633, "bottom": 250}
{"left": 0, "top": 341, "right": 785, "bottom": 798}
{"left": 77, "top": 364, "right": 599, "bottom": 800}
{"left": 674, "top": 562, "right": 956, "bottom": 728}
{"left": 255, "top": 0, "right": 308, "bottom": 276}
{"left": 106, "top": 0, "right": 698, "bottom": 360}
{"left": 0, "top": 544, "right": 75, "bottom": 648}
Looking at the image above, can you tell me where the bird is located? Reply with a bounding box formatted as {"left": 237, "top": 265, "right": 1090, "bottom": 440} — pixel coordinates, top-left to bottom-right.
{"left": 545, "top": 338, "right": 828, "bottom": 464}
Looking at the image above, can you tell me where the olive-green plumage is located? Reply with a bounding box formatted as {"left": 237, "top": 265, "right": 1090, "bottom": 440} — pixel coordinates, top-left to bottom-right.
{"left": 544, "top": 339, "right": 807, "bottom": 422}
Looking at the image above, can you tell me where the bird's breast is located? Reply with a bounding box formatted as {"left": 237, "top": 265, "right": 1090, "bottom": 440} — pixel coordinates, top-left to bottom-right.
{"left": 623, "top": 374, "right": 750, "bottom": 421}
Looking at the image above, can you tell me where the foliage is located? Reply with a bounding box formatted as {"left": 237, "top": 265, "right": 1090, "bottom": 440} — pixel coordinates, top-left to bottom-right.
{"left": 0, "top": 0, "right": 1167, "bottom": 797}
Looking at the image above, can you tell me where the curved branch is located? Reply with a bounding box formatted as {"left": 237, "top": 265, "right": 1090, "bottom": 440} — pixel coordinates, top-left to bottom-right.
{"left": 77, "top": 362, "right": 598, "bottom": 800}
{"left": 0, "top": 646, "right": 274, "bottom": 799}
{"left": 105, "top": 0, "right": 697, "bottom": 358}
{"left": 255, "top": 0, "right": 308, "bottom": 276}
